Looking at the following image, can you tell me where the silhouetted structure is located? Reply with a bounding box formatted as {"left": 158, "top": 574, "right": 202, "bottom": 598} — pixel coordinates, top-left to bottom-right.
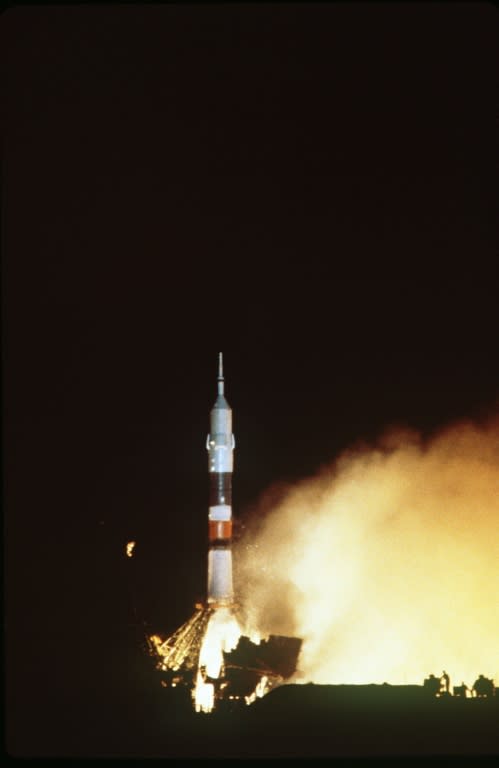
{"left": 453, "top": 682, "right": 470, "bottom": 698}
{"left": 441, "top": 670, "right": 450, "bottom": 694}
{"left": 423, "top": 673, "right": 441, "bottom": 697}
{"left": 472, "top": 674, "right": 495, "bottom": 698}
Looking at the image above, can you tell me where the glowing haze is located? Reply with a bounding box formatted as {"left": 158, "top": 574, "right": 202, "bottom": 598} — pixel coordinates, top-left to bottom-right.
{"left": 235, "top": 417, "right": 499, "bottom": 688}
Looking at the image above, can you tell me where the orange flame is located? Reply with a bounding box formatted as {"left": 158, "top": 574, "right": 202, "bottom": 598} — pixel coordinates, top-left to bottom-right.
{"left": 235, "top": 417, "right": 499, "bottom": 688}
{"left": 126, "top": 541, "right": 136, "bottom": 558}
{"left": 194, "top": 607, "right": 241, "bottom": 712}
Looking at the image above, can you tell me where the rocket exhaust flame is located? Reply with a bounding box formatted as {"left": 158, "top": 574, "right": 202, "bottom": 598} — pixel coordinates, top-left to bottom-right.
{"left": 198, "top": 608, "right": 241, "bottom": 679}
{"left": 235, "top": 417, "right": 499, "bottom": 688}
{"left": 194, "top": 669, "right": 215, "bottom": 714}
{"left": 194, "top": 607, "right": 242, "bottom": 712}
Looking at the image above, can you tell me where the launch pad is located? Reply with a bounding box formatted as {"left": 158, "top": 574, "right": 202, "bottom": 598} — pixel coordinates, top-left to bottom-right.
{"left": 146, "top": 605, "right": 302, "bottom": 710}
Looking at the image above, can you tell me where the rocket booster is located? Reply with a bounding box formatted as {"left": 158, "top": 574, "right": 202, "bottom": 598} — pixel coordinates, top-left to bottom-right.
{"left": 206, "top": 353, "right": 235, "bottom": 605}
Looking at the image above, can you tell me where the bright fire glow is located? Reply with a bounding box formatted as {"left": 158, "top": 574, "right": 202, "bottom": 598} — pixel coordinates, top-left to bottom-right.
{"left": 194, "top": 607, "right": 242, "bottom": 712}
{"left": 194, "top": 670, "right": 215, "bottom": 713}
{"left": 245, "top": 674, "right": 270, "bottom": 705}
{"left": 126, "top": 541, "right": 136, "bottom": 558}
{"left": 235, "top": 417, "right": 499, "bottom": 688}
{"left": 149, "top": 635, "right": 164, "bottom": 652}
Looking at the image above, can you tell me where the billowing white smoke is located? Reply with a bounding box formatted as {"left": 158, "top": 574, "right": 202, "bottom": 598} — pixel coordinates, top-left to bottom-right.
{"left": 235, "top": 418, "right": 499, "bottom": 687}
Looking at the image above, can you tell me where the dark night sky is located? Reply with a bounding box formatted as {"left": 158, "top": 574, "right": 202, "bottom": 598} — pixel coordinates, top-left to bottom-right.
{"left": 3, "top": 2, "right": 498, "bottom": 757}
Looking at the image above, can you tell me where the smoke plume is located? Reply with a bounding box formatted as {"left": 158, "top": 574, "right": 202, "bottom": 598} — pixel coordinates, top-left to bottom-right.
{"left": 234, "top": 418, "right": 499, "bottom": 687}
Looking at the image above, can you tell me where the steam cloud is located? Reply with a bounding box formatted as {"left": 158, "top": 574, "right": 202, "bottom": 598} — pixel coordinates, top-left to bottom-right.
{"left": 234, "top": 417, "right": 499, "bottom": 687}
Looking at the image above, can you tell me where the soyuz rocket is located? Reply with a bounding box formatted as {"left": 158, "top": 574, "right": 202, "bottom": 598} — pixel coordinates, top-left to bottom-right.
{"left": 206, "top": 353, "right": 235, "bottom": 606}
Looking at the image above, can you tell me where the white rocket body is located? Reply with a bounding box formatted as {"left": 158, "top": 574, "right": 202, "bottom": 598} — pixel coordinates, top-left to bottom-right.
{"left": 206, "top": 354, "right": 235, "bottom": 605}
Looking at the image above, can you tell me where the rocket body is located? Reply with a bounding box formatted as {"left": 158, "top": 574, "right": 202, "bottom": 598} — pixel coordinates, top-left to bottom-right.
{"left": 206, "top": 353, "right": 235, "bottom": 605}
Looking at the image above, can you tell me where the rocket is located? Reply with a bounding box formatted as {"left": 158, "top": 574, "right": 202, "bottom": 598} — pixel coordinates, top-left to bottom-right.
{"left": 206, "top": 353, "right": 235, "bottom": 605}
